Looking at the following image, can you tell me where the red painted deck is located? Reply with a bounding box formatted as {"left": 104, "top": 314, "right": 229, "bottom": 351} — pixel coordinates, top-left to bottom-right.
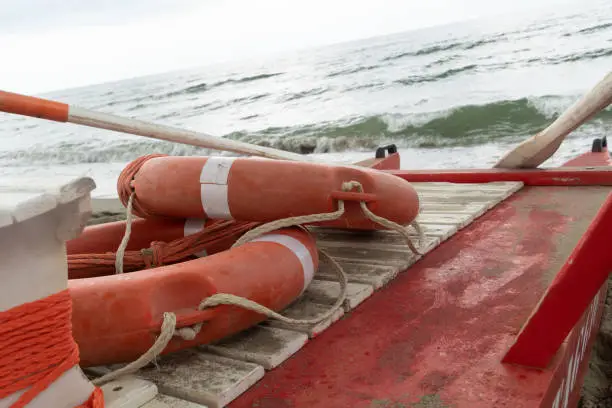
{"left": 229, "top": 185, "right": 610, "bottom": 407}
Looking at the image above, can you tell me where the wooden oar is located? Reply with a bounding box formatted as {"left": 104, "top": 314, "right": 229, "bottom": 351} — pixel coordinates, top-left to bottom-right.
{"left": 0, "top": 90, "right": 317, "bottom": 162}
{"left": 494, "top": 71, "right": 612, "bottom": 169}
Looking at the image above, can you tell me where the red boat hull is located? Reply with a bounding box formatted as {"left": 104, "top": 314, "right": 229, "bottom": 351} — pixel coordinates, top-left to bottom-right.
{"left": 229, "top": 146, "right": 611, "bottom": 407}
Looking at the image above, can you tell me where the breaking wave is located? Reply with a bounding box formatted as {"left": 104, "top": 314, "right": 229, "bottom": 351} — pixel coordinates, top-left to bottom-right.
{"left": 395, "top": 65, "right": 478, "bottom": 85}
{"left": 382, "top": 37, "right": 501, "bottom": 62}
{"left": 4, "top": 96, "right": 610, "bottom": 165}
{"left": 563, "top": 22, "right": 612, "bottom": 36}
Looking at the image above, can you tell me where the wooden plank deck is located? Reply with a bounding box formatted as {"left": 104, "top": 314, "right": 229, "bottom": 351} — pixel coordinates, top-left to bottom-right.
{"left": 88, "top": 181, "right": 524, "bottom": 407}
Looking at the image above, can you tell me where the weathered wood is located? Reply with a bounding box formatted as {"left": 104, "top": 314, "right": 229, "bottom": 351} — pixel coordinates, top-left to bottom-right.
{"left": 416, "top": 213, "right": 473, "bottom": 226}
{"left": 101, "top": 375, "right": 158, "bottom": 408}
{"left": 136, "top": 351, "right": 263, "bottom": 408}
{"left": 264, "top": 298, "right": 345, "bottom": 337}
{"left": 205, "top": 326, "right": 308, "bottom": 370}
{"left": 318, "top": 236, "right": 438, "bottom": 266}
{"left": 84, "top": 180, "right": 526, "bottom": 408}
{"left": 142, "top": 394, "right": 208, "bottom": 408}
{"left": 301, "top": 279, "right": 374, "bottom": 311}
{"left": 411, "top": 181, "right": 521, "bottom": 191}
{"left": 316, "top": 261, "right": 401, "bottom": 289}
{"left": 0, "top": 177, "right": 95, "bottom": 227}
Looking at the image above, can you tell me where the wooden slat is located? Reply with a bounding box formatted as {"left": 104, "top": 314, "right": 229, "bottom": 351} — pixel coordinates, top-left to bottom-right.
{"left": 136, "top": 351, "right": 263, "bottom": 408}
{"left": 410, "top": 181, "right": 520, "bottom": 191}
{"left": 316, "top": 261, "right": 401, "bottom": 289}
{"left": 318, "top": 236, "right": 438, "bottom": 266}
{"left": 263, "top": 297, "right": 345, "bottom": 337}
{"left": 101, "top": 375, "right": 158, "bottom": 408}
{"left": 301, "top": 279, "right": 374, "bottom": 311}
{"left": 143, "top": 394, "right": 208, "bottom": 407}
{"left": 205, "top": 326, "right": 308, "bottom": 370}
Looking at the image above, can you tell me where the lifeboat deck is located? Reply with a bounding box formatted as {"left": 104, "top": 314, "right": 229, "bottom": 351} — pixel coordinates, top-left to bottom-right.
{"left": 86, "top": 180, "right": 527, "bottom": 408}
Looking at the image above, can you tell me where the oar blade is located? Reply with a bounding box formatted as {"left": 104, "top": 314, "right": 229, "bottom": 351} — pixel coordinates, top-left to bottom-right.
{"left": 494, "top": 71, "right": 612, "bottom": 169}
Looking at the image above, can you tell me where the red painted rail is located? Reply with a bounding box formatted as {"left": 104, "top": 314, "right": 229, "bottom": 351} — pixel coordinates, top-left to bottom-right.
{"left": 387, "top": 166, "right": 612, "bottom": 186}
{"left": 503, "top": 191, "right": 612, "bottom": 368}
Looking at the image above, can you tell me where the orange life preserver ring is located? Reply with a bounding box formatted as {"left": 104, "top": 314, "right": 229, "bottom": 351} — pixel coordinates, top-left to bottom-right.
{"left": 66, "top": 217, "right": 259, "bottom": 279}
{"left": 68, "top": 217, "right": 218, "bottom": 255}
{"left": 69, "top": 227, "right": 317, "bottom": 367}
{"left": 118, "top": 154, "right": 420, "bottom": 230}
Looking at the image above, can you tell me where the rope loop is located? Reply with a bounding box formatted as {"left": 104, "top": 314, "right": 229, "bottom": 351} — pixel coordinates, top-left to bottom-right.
{"left": 94, "top": 178, "right": 423, "bottom": 386}
{"left": 233, "top": 180, "right": 423, "bottom": 255}
{"left": 94, "top": 249, "right": 347, "bottom": 385}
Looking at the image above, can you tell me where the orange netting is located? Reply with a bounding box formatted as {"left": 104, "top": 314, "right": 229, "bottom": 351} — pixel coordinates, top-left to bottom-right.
{"left": 0, "top": 290, "right": 104, "bottom": 408}
{"left": 68, "top": 219, "right": 260, "bottom": 277}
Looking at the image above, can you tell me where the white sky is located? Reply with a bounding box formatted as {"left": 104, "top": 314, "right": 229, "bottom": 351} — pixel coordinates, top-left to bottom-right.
{"left": 0, "top": 0, "right": 574, "bottom": 94}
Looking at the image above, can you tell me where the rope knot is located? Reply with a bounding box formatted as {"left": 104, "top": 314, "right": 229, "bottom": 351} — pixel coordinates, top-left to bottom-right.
{"left": 140, "top": 241, "right": 166, "bottom": 268}
{"left": 341, "top": 180, "right": 364, "bottom": 193}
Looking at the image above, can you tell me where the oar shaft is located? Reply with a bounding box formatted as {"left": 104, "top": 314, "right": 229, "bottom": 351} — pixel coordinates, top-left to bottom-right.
{"left": 0, "top": 90, "right": 315, "bottom": 162}
{"left": 67, "top": 106, "right": 312, "bottom": 161}
{"left": 0, "top": 91, "right": 69, "bottom": 122}
{"left": 543, "top": 72, "right": 612, "bottom": 139}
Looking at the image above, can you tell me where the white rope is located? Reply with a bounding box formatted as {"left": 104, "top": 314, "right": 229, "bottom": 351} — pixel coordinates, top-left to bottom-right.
{"left": 92, "top": 311, "right": 176, "bottom": 385}
{"left": 234, "top": 180, "right": 422, "bottom": 255}
{"left": 341, "top": 181, "right": 424, "bottom": 256}
{"left": 114, "top": 192, "right": 135, "bottom": 274}
{"left": 232, "top": 204, "right": 346, "bottom": 248}
{"left": 94, "top": 179, "right": 421, "bottom": 384}
{"left": 93, "top": 249, "right": 347, "bottom": 385}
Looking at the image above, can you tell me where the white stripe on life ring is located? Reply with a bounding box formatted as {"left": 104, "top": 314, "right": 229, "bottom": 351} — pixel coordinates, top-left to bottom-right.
{"left": 199, "top": 157, "right": 236, "bottom": 219}
{"left": 183, "top": 218, "right": 207, "bottom": 258}
{"left": 250, "top": 234, "right": 315, "bottom": 293}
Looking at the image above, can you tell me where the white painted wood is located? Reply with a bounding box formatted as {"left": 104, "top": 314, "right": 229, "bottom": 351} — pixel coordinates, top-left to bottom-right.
{"left": 0, "top": 177, "right": 96, "bottom": 408}
{"left": 318, "top": 236, "right": 439, "bottom": 266}
{"left": 302, "top": 279, "right": 374, "bottom": 311}
{"left": 206, "top": 326, "right": 308, "bottom": 370}
{"left": 69, "top": 106, "right": 317, "bottom": 162}
{"left": 316, "top": 261, "right": 401, "bottom": 289}
{"left": 136, "top": 350, "right": 264, "bottom": 408}
{"left": 101, "top": 376, "right": 158, "bottom": 408}
{"left": 495, "top": 71, "right": 612, "bottom": 168}
{"left": 417, "top": 213, "right": 472, "bottom": 226}
{"left": 311, "top": 227, "right": 426, "bottom": 246}
{"left": 0, "top": 367, "right": 95, "bottom": 408}
{"left": 418, "top": 191, "right": 511, "bottom": 203}
{"left": 416, "top": 224, "right": 458, "bottom": 240}
{"left": 411, "top": 181, "right": 521, "bottom": 191}
{"left": 143, "top": 394, "right": 208, "bottom": 408}
{"left": 264, "top": 298, "right": 345, "bottom": 337}
{"left": 318, "top": 238, "right": 438, "bottom": 254}
{"left": 420, "top": 203, "right": 487, "bottom": 214}
{"left": 0, "top": 179, "right": 94, "bottom": 310}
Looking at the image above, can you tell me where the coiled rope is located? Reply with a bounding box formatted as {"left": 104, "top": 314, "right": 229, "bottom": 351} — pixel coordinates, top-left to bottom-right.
{"left": 0, "top": 290, "right": 104, "bottom": 408}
